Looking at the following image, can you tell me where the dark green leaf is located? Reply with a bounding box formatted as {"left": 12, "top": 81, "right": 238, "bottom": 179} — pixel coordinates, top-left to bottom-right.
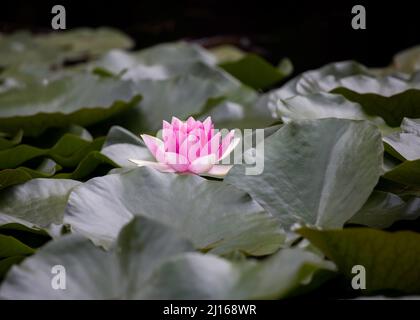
{"left": 0, "top": 234, "right": 34, "bottom": 258}
{"left": 0, "top": 130, "right": 23, "bottom": 150}
{"left": 349, "top": 191, "right": 420, "bottom": 228}
{"left": 299, "top": 227, "right": 420, "bottom": 294}
{"left": 220, "top": 54, "right": 291, "bottom": 90}
{"left": 332, "top": 88, "right": 420, "bottom": 127}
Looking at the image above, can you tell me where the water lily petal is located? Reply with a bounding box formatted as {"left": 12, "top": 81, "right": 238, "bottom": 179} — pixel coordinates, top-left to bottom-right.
{"left": 187, "top": 116, "right": 196, "bottom": 131}
{"left": 165, "top": 152, "right": 189, "bottom": 172}
{"left": 178, "top": 137, "right": 189, "bottom": 160}
{"left": 189, "top": 154, "right": 217, "bottom": 174}
{"left": 194, "top": 126, "right": 208, "bottom": 150}
{"left": 219, "top": 137, "right": 240, "bottom": 161}
{"left": 141, "top": 134, "right": 166, "bottom": 163}
{"left": 205, "top": 164, "right": 234, "bottom": 177}
{"left": 162, "top": 127, "right": 172, "bottom": 141}
{"left": 201, "top": 132, "right": 221, "bottom": 157}
{"left": 138, "top": 117, "right": 223, "bottom": 175}
{"left": 163, "top": 131, "right": 177, "bottom": 153}
{"left": 162, "top": 120, "right": 171, "bottom": 129}
{"left": 171, "top": 116, "right": 183, "bottom": 129}
{"left": 176, "top": 124, "right": 189, "bottom": 146}
{"left": 203, "top": 117, "right": 212, "bottom": 138}
{"left": 219, "top": 130, "right": 235, "bottom": 159}
{"left": 128, "top": 159, "right": 175, "bottom": 173}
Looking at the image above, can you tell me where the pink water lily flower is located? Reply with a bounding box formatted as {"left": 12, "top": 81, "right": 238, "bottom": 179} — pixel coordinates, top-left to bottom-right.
{"left": 129, "top": 116, "right": 239, "bottom": 177}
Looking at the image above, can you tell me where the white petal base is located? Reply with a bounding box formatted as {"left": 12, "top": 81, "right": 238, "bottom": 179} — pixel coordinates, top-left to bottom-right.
{"left": 128, "top": 159, "right": 233, "bottom": 178}
{"left": 128, "top": 159, "right": 175, "bottom": 173}
{"left": 202, "top": 165, "right": 233, "bottom": 178}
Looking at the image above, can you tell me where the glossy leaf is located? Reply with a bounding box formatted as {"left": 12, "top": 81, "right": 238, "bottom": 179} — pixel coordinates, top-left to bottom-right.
{"left": 220, "top": 54, "right": 291, "bottom": 90}
{"left": 64, "top": 167, "right": 284, "bottom": 255}
{"left": 226, "top": 119, "right": 383, "bottom": 229}
{"left": 299, "top": 227, "right": 420, "bottom": 294}
{"left": 0, "top": 73, "right": 140, "bottom": 136}
{"left": 0, "top": 179, "right": 80, "bottom": 229}
{"left": 0, "top": 217, "right": 333, "bottom": 299}
{"left": 349, "top": 191, "right": 420, "bottom": 228}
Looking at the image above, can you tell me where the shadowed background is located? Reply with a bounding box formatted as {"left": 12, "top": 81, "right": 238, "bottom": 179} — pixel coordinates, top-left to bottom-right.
{"left": 1, "top": 0, "right": 419, "bottom": 74}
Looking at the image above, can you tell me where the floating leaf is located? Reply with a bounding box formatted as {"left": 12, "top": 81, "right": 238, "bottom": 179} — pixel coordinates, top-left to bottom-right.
{"left": 383, "top": 159, "right": 420, "bottom": 187}
{"left": 260, "top": 61, "right": 371, "bottom": 103}
{"left": 0, "top": 256, "right": 24, "bottom": 280}
{"left": 299, "top": 227, "right": 420, "bottom": 294}
{"left": 0, "top": 32, "right": 62, "bottom": 68}
{"left": 0, "top": 135, "right": 104, "bottom": 169}
{"left": 133, "top": 41, "right": 216, "bottom": 67}
{"left": 103, "top": 126, "right": 144, "bottom": 148}
{"left": 383, "top": 118, "right": 420, "bottom": 160}
{"left": 274, "top": 92, "right": 386, "bottom": 125}
{"left": 139, "top": 248, "right": 334, "bottom": 300}
{"left": 35, "top": 28, "right": 133, "bottom": 60}
{"left": 0, "top": 130, "right": 23, "bottom": 151}
{"left": 0, "top": 223, "right": 43, "bottom": 280}
{"left": 54, "top": 151, "right": 117, "bottom": 180}
{"left": 101, "top": 144, "right": 151, "bottom": 168}
{"left": 220, "top": 54, "right": 291, "bottom": 90}
{"left": 0, "top": 28, "right": 133, "bottom": 69}
{"left": 349, "top": 191, "right": 420, "bottom": 228}
{"left": 0, "top": 217, "right": 333, "bottom": 299}
{"left": 0, "top": 159, "right": 61, "bottom": 190}
{"left": 100, "top": 126, "right": 151, "bottom": 167}
{"left": 332, "top": 88, "right": 420, "bottom": 127}
{"left": 226, "top": 119, "right": 383, "bottom": 229}
{"left": 123, "top": 72, "right": 240, "bottom": 132}
{"left": 199, "top": 85, "right": 274, "bottom": 129}
{"left": 64, "top": 167, "right": 284, "bottom": 255}
{"left": 0, "top": 179, "right": 80, "bottom": 229}
{"left": 94, "top": 42, "right": 216, "bottom": 76}
{"left": 262, "top": 60, "right": 420, "bottom": 127}
{"left": 0, "top": 73, "right": 140, "bottom": 136}
{"left": 0, "top": 234, "right": 34, "bottom": 258}
{"left": 0, "top": 223, "right": 51, "bottom": 248}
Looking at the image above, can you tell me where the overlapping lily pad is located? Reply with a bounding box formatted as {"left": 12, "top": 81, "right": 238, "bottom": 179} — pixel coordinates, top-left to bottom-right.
{"left": 220, "top": 54, "right": 292, "bottom": 90}
{"left": 263, "top": 60, "right": 420, "bottom": 128}
{"left": 64, "top": 167, "right": 284, "bottom": 255}
{"left": 0, "top": 28, "right": 133, "bottom": 69}
{"left": 0, "top": 130, "right": 23, "bottom": 150}
{"left": 131, "top": 72, "right": 240, "bottom": 132}
{"left": 93, "top": 42, "right": 216, "bottom": 76}
{"left": 349, "top": 191, "right": 420, "bottom": 228}
{"left": 383, "top": 118, "right": 420, "bottom": 161}
{"left": 0, "top": 159, "right": 61, "bottom": 190}
{"left": 226, "top": 118, "right": 384, "bottom": 229}
{"left": 0, "top": 135, "right": 104, "bottom": 169}
{"left": 0, "top": 28, "right": 420, "bottom": 300}
{"left": 299, "top": 227, "right": 420, "bottom": 294}
{"left": 0, "top": 217, "right": 333, "bottom": 299}
{"left": 383, "top": 159, "right": 420, "bottom": 187}
{"left": 332, "top": 88, "right": 420, "bottom": 127}
{"left": 273, "top": 92, "right": 388, "bottom": 127}
{"left": 0, "top": 223, "right": 51, "bottom": 279}
{"left": 0, "top": 178, "right": 80, "bottom": 229}
{"left": 0, "top": 73, "right": 140, "bottom": 136}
